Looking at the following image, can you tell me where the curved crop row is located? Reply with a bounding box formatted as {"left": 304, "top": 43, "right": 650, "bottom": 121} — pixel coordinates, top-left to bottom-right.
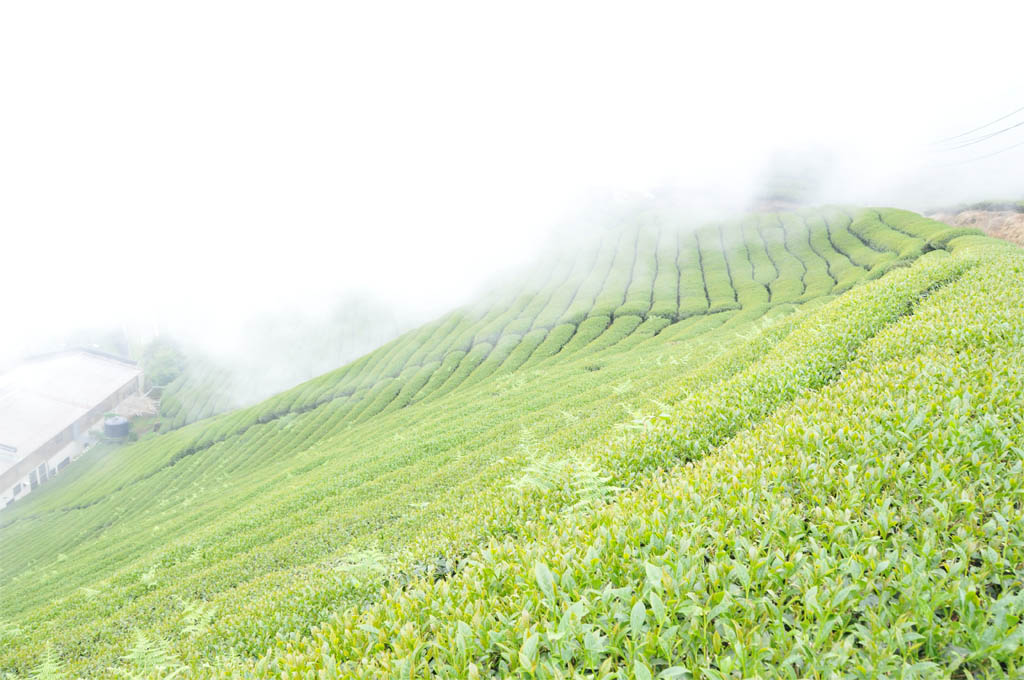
{"left": 268, "top": 240, "right": 1001, "bottom": 678}
{"left": 0, "top": 208, "right": 972, "bottom": 677}
{"left": 695, "top": 227, "right": 740, "bottom": 313}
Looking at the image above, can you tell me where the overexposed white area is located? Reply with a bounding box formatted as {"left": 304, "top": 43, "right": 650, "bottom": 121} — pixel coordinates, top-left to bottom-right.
{"left": 0, "top": 351, "right": 140, "bottom": 460}
{"left": 2, "top": 0, "right": 1022, "bottom": 363}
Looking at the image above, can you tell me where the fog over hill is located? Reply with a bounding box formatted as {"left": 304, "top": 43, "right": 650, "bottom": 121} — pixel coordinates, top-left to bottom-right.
{"left": 2, "top": 1, "right": 1021, "bottom": 370}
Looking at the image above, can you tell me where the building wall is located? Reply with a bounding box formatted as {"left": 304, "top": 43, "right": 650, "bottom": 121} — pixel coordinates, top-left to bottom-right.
{"left": 49, "top": 440, "right": 82, "bottom": 469}
{"left": 0, "top": 374, "right": 141, "bottom": 509}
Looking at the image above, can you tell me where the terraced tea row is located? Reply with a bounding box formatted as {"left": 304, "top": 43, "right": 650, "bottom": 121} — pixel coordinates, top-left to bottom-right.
{"left": 2, "top": 306, "right": 786, "bottom": 674}
{"left": 152, "top": 207, "right": 948, "bottom": 438}
{"left": 0, "top": 208, "right": 987, "bottom": 677}
{"left": 267, "top": 236, "right": 1024, "bottom": 678}
{"left": 158, "top": 359, "right": 238, "bottom": 430}
{"left": 2, "top": 208, "right": 932, "bottom": 530}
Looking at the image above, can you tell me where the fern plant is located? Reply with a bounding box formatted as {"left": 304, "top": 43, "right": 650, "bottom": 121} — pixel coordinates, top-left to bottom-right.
{"left": 28, "top": 645, "right": 65, "bottom": 680}
{"left": 109, "top": 631, "right": 185, "bottom": 680}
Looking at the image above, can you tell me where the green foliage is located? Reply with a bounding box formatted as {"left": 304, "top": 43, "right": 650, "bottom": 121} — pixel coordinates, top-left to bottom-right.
{"left": 0, "top": 206, "right": 991, "bottom": 678}
{"left": 414, "top": 349, "right": 467, "bottom": 401}
{"left": 462, "top": 334, "right": 522, "bottom": 387}
{"left": 613, "top": 316, "right": 673, "bottom": 351}
{"left": 520, "top": 324, "right": 575, "bottom": 368}
{"left": 876, "top": 206, "right": 984, "bottom": 249}
{"left": 585, "top": 315, "right": 642, "bottom": 353}
{"left": 269, "top": 239, "right": 1024, "bottom": 678}
{"left": 615, "top": 226, "right": 659, "bottom": 318}
{"left": 739, "top": 217, "right": 776, "bottom": 289}
{"left": 590, "top": 230, "right": 639, "bottom": 318}
{"left": 381, "top": 360, "right": 439, "bottom": 413}
{"left": 782, "top": 212, "right": 832, "bottom": 300}
{"left": 676, "top": 233, "right": 708, "bottom": 318}
{"left": 498, "top": 328, "right": 548, "bottom": 374}
{"left": 112, "top": 632, "right": 185, "bottom": 679}
{"left": 559, "top": 230, "right": 622, "bottom": 325}
{"left": 848, "top": 210, "right": 924, "bottom": 265}
{"left": 648, "top": 228, "right": 680, "bottom": 319}
{"left": 719, "top": 222, "right": 769, "bottom": 308}
{"left": 695, "top": 227, "right": 739, "bottom": 313}
{"left": 142, "top": 337, "right": 187, "bottom": 388}
{"left": 801, "top": 211, "right": 866, "bottom": 293}
{"left": 559, "top": 316, "right": 610, "bottom": 354}
{"left": 758, "top": 213, "right": 805, "bottom": 302}
{"left": 508, "top": 437, "right": 617, "bottom": 511}
{"left": 27, "top": 646, "right": 64, "bottom": 680}
{"left": 821, "top": 207, "right": 891, "bottom": 270}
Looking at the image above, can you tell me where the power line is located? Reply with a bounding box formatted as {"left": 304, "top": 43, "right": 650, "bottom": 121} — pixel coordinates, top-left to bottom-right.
{"left": 939, "top": 118, "right": 1024, "bottom": 150}
{"left": 933, "top": 104, "right": 1024, "bottom": 144}
{"left": 944, "top": 138, "right": 1024, "bottom": 166}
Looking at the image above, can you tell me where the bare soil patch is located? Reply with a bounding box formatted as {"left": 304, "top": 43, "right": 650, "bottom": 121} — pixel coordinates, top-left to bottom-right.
{"left": 931, "top": 210, "right": 1024, "bottom": 247}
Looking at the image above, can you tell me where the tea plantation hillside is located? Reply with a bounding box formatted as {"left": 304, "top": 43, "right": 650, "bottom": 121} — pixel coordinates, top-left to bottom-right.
{"left": 155, "top": 303, "right": 408, "bottom": 430}
{"left": 2, "top": 207, "right": 1019, "bottom": 678}
{"left": 155, "top": 357, "right": 239, "bottom": 429}
{"left": 273, "top": 228, "right": 1024, "bottom": 679}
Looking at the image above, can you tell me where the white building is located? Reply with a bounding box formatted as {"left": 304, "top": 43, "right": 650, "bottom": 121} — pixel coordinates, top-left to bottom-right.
{"left": 0, "top": 349, "right": 143, "bottom": 509}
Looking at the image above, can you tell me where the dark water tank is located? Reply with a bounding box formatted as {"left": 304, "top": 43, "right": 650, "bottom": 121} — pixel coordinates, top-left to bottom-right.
{"left": 104, "top": 416, "right": 131, "bottom": 438}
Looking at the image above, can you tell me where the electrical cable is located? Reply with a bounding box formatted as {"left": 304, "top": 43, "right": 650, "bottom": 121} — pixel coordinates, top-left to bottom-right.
{"left": 933, "top": 104, "right": 1024, "bottom": 144}
{"left": 944, "top": 138, "right": 1024, "bottom": 166}
{"left": 938, "top": 119, "right": 1024, "bottom": 151}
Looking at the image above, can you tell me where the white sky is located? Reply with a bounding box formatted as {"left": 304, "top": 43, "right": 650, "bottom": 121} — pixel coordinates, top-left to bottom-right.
{"left": 2, "top": 1, "right": 1022, "bottom": 362}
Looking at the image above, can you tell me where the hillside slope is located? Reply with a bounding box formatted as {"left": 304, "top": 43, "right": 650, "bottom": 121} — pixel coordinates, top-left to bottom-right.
{"left": 275, "top": 232, "right": 1024, "bottom": 679}
{"left": 155, "top": 301, "right": 408, "bottom": 430}
{"left": 0, "top": 207, "right": 1012, "bottom": 677}
{"left": 931, "top": 206, "right": 1024, "bottom": 248}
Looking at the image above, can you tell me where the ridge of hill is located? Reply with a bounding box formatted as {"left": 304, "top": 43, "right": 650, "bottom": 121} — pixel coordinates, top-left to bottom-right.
{"left": 1, "top": 207, "right": 1015, "bottom": 678}
{"left": 144, "top": 206, "right": 981, "bottom": 435}
{"left": 145, "top": 299, "right": 409, "bottom": 431}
